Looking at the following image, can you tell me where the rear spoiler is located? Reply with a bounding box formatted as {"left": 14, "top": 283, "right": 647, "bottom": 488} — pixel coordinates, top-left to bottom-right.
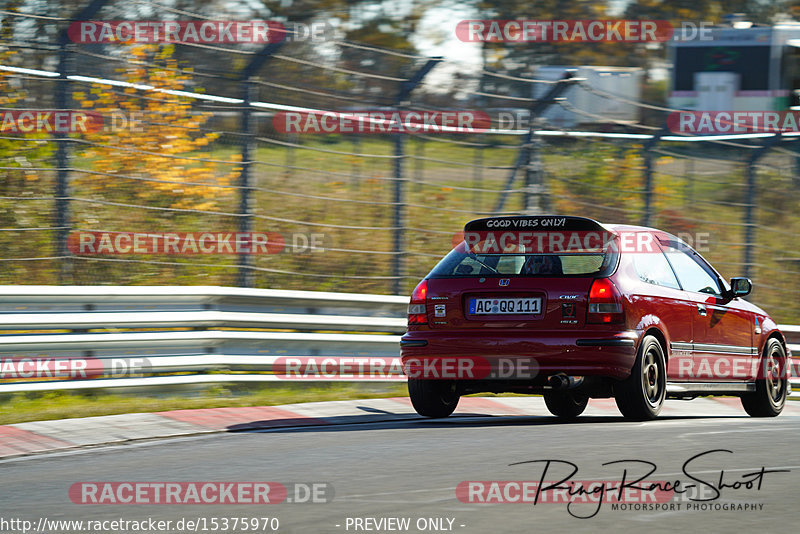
{"left": 459, "top": 216, "right": 625, "bottom": 255}
{"left": 464, "top": 216, "right": 613, "bottom": 233}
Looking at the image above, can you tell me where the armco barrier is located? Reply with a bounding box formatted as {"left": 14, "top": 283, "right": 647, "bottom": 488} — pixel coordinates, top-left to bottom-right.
{"left": 0, "top": 286, "right": 796, "bottom": 395}
{"left": 0, "top": 286, "right": 407, "bottom": 392}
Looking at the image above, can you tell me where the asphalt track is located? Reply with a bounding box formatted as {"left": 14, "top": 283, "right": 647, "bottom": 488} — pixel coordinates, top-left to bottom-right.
{"left": 1, "top": 399, "right": 799, "bottom": 534}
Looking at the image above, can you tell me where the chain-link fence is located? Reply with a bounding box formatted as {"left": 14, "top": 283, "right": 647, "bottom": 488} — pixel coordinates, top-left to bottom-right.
{"left": 1, "top": 4, "right": 799, "bottom": 324}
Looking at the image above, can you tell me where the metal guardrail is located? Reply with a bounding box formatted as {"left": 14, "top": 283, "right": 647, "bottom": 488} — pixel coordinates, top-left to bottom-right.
{"left": 0, "top": 286, "right": 408, "bottom": 393}
{"left": 0, "top": 285, "right": 408, "bottom": 319}
{"left": 0, "top": 286, "right": 797, "bottom": 396}
{"left": 0, "top": 311, "right": 405, "bottom": 332}
{"left": 784, "top": 325, "right": 800, "bottom": 398}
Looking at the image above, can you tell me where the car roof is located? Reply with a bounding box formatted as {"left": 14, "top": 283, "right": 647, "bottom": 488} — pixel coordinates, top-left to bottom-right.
{"left": 603, "top": 223, "right": 680, "bottom": 241}
{"left": 604, "top": 223, "right": 657, "bottom": 233}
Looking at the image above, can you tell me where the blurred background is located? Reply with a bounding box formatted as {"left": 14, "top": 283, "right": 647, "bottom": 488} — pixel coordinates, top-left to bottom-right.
{"left": 1, "top": 0, "right": 799, "bottom": 324}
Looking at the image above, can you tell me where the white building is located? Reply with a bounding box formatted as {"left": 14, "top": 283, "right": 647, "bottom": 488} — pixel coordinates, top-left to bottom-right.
{"left": 531, "top": 65, "right": 644, "bottom": 128}
{"left": 668, "top": 23, "right": 800, "bottom": 112}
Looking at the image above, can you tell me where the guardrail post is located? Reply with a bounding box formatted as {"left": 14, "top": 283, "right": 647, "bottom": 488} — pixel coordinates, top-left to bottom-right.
{"left": 391, "top": 58, "right": 441, "bottom": 295}
{"left": 236, "top": 40, "right": 283, "bottom": 288}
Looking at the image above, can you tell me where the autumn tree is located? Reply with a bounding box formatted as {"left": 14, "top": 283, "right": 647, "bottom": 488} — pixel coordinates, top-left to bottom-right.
{"left": 0, "top": 3, "right": 55, "bottom": 279}
{"left": 74, "top": 44, "right": 240, "bottom": 212}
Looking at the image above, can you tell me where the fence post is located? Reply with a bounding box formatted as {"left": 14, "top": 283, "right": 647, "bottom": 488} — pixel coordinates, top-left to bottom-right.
{"left": 54, "top": 0, "right": 112, "bottom": 283}
{"left": 392, "top": 131, "right": 405, "bottom": 294}
{"left": 494, "top": 71, "right": 578, "bottom": 214}
{"left": 236, "top": 41, "right": 283, "bottom": 288}
{"left": 236, "top": 80, "right": 257, "bottom": 288}
{"left": 54, "top": 41, "right": 72, "bottom": 283}
{"left": 391, "top": 58, "right": 441, "bottom": 295}
{"left": 351, "top": 136, "right": 361, "bottom": 189}
{"left": 743, "top": 133, "right": 781, "bottom": 280}
{"left": 642, "top": 151, "right": 653, "bottom": 226}
{"left": 640, "top": 127, "right": 669, "bottom": 227}
{"left": 523, "top": 129, "right": 545, "bottom": 213}
{"left": 413, "top": 137, "right": 424, "bottom": 193}
{"left": 744, "top": 158, "right": 756, "bottom": 280}
{"left": 795, "top": 145, "right": 800, "bottom": 189}
{"left": 473, "top": 139, "right": 483, "bottom": 212}
{"left": 684, "top": 157, "right": 693, "bottom": 208}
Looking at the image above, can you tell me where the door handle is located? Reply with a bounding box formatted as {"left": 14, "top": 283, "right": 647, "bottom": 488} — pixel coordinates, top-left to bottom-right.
{"left": 697, "top": 304, "right": 707, "bottom": 316}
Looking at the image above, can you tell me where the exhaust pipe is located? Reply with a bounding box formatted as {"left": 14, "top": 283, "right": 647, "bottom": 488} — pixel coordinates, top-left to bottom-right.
{"left": 548, "top": 374, "right": 570, "bottom": 389}
{"left": 547, "top": 374, "right": 584, "bottom": 390}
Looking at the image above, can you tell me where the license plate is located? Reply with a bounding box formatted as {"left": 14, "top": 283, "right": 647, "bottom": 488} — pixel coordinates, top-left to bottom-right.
{"left": 469, "top": 297, "right": 541, "bottom": 315}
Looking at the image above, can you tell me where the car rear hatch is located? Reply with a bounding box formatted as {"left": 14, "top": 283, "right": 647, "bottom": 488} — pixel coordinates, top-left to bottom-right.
{"left": 425, "top": 277, "right": 595, "bottom": 329}
{"left": 423, "top": 215, "right": 618, "bottom": 330}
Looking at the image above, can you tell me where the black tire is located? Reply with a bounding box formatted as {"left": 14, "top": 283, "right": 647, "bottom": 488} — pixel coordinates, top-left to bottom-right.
{"left": 408, "top": 378, "right": 459, "bottom": 418}
{"left": 741, "top": 338, "right": 787, "bottom": 417}
{"left": 615, "top": 335, "right": 666, "bottom": 421}
{"left": 543, "top": 391, "right": 588, "bottom": 420}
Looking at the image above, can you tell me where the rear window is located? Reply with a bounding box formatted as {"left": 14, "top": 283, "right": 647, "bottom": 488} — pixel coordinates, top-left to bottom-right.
{"left": 438, "top": 215, "right": 620, "bottom": 278}
{"left": 428, "top": 249, "right": 614, "bottom": 277}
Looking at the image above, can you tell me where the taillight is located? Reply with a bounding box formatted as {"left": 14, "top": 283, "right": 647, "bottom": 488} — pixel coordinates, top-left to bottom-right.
{"left": 587, "top": 278, "right": 624, "bottom": 324}
{"left": 408, "top": 279, "right": 428, "bottom": 325}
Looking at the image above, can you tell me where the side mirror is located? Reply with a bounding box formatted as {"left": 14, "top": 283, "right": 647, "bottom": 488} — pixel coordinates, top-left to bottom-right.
{"left": 730, "top": 277, "right": 752, "bottom": 298}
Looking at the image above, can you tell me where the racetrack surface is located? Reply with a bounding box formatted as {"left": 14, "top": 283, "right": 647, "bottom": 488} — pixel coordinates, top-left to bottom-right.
{"left": 1, "top": 397, "right": 799, "bottom": 533}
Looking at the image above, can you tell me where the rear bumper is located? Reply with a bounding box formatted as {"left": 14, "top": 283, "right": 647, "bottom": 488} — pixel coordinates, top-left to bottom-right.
{"left": 400, "top": 329, "right": 639, "bottom": 380}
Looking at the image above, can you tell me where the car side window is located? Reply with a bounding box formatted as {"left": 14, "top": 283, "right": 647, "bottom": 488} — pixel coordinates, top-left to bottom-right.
{"left": 662, "top": 244, "right": 722, "bottom": 296}
{"left": 632, "top": 252, "right": 680, "bottom": 289}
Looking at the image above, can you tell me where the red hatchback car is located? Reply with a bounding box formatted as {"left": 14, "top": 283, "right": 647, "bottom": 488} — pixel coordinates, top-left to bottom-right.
{"left": 400, "top": 215, "right": 790, "bottom": 420}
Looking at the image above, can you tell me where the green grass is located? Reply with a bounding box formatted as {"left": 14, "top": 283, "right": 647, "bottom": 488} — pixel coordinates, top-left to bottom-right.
{"left": 0, "top": 382, "right": 408, "bottom": 426}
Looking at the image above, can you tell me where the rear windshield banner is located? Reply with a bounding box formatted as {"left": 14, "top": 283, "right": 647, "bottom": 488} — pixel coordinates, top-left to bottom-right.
{"left": 464, "top": 216, "right": 605, "bottom": 232}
